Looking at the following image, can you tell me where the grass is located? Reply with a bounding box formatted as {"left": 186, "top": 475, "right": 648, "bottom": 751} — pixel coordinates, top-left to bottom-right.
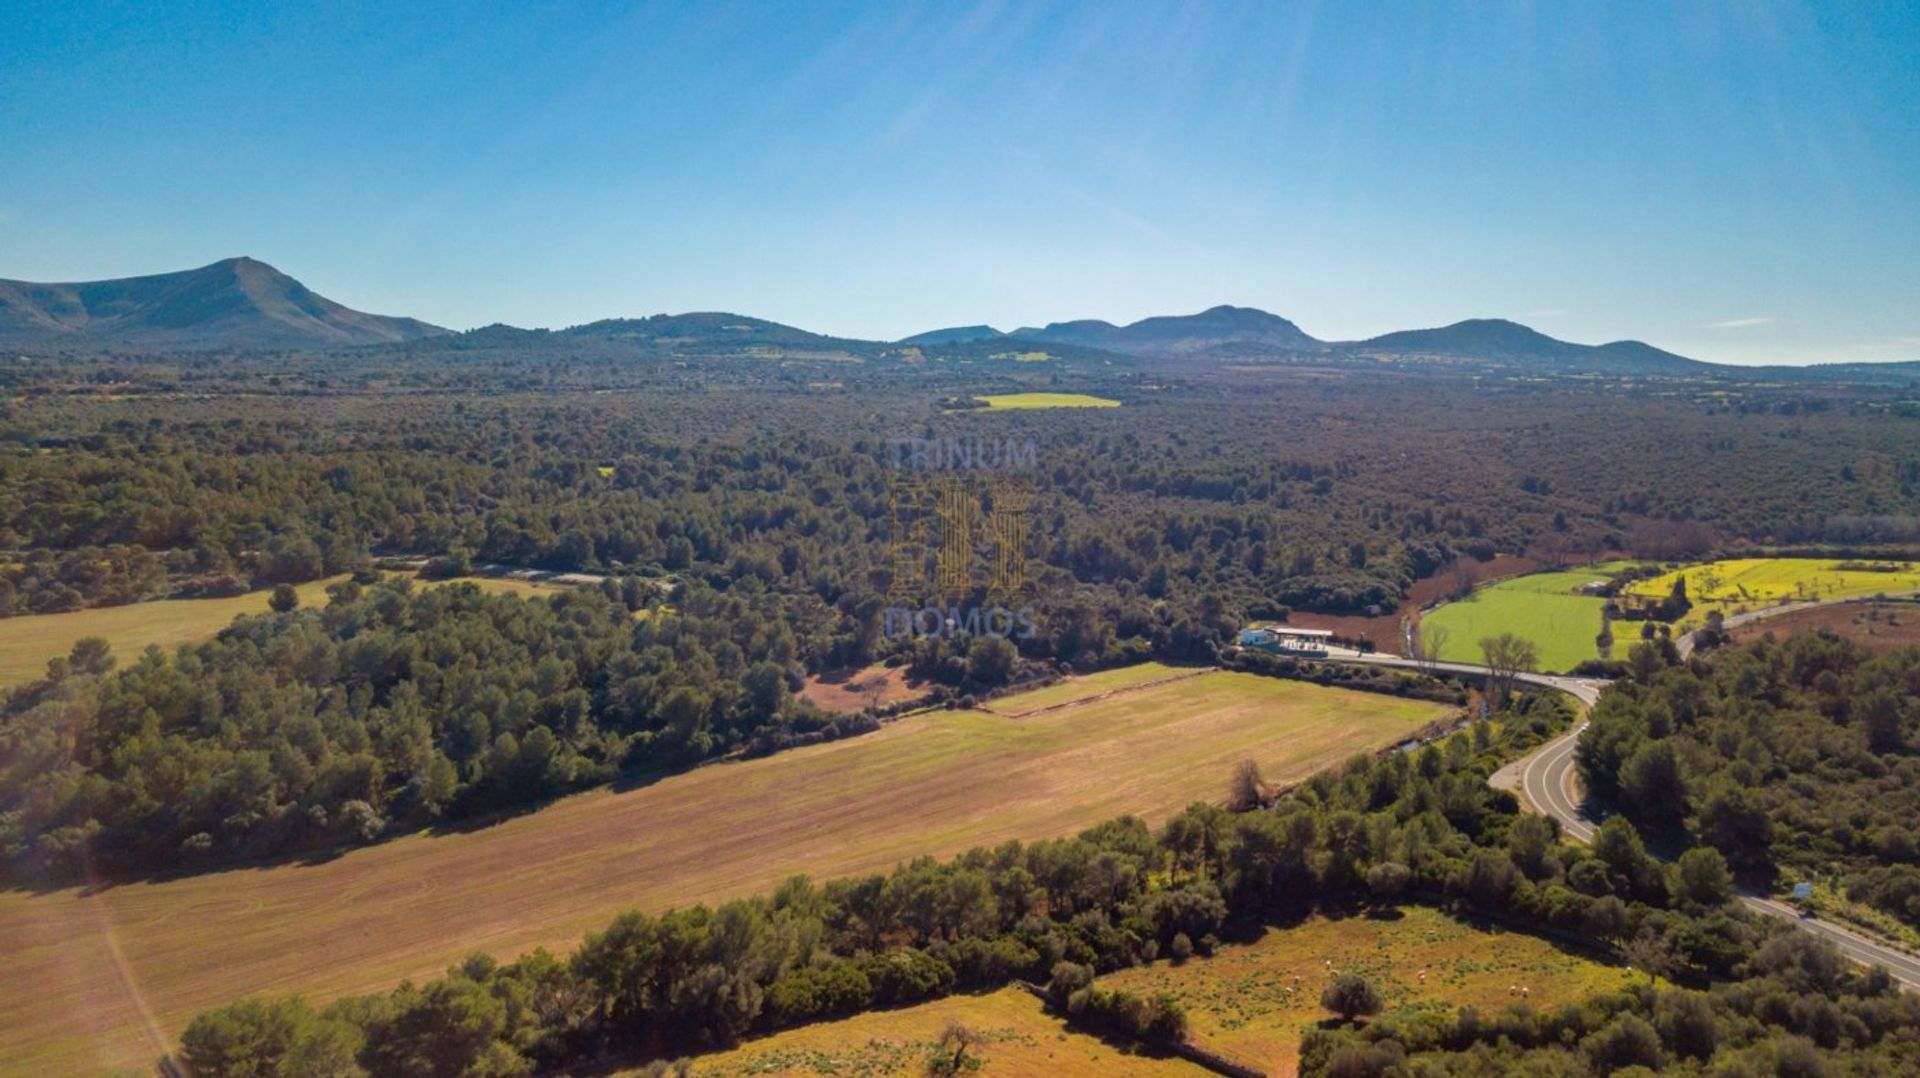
{"left": 1622, "top": 557, "right": 1920, "bottom": 631}
{"left": 981, "top": 661, "right": 1200, "bottom": 714}
{"left": 974, "top": 392, "right": 1120, "bottom": 410}
{"left": 0, "top": 573, "right": 571, "bottom": 691}
{"left": 658, "top": 987, "right": 1194, "bottom": 1077}
{"left": 0, "top": 670, "right": 1446, "bottom": 1074}
{"left": 1100, "top": 906, "right": 1644, "bottom": 1069}
{"left": 1419, "top": 566, "right": 1647, "bottom": 673}
{"left": 0, "top": 575, "right": 345, "bottom": 689}
{"left": 670, "top": 906, "right": 1640, "bottom": 1077}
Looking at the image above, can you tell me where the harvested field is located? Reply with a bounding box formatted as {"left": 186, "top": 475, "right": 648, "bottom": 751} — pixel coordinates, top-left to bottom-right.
{"left": 979, "top": 661, "right": 1203, "bottom": 715}
{"left": 0, "top": 669, "right": 1447, "bottom": 1074}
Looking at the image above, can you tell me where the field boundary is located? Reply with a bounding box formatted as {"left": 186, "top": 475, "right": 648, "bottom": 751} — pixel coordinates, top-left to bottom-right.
{"left": 1011, "top": 981, "right": 1268, "bottom": 1078}
{"left": 981, "top": 667, "right": 1215, "bottom": 719}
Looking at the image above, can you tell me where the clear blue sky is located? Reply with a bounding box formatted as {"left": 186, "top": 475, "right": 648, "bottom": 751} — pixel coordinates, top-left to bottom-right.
{"left": 3, "top": 2, "right": 1917, "bottom": 363}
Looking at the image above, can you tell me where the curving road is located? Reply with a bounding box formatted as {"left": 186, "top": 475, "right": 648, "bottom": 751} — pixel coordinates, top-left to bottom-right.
{"left": 1674, "top": 590, "right": 1920, "bottom": 658}
{"left": 1322, "top": 646, "right": 1920, "bottom": 990}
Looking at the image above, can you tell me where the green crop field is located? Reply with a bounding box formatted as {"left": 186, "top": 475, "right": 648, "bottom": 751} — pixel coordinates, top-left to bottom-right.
{"left": 1418, "top": 565, "right": 1646, "bottom": 673}
{"left": 0, "top": 668, "right": 1446, "bottom": 1075}
{"left": 975, "top": 391, "right": 1120, "bottom": 410}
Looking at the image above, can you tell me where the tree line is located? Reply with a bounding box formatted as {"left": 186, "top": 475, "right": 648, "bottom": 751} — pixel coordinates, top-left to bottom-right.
{"left": 172, "top": 687, "right": 1911, "bottom": 1077}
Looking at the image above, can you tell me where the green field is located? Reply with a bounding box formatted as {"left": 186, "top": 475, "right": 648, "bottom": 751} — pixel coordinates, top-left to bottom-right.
{"left": 0, "top": 575, "right": 346, "bottom": 689}
{"left": 1623, "top": 557, "right": 1920, "bottom": 631}
{"left": 0, "top": 668, "right": 1447, "bottom": 1074}
{"left": 1419, "top": 563, "right": 1644, "bottom": 673}
{"left": 0, "top": 573, "right": 573, "bottom": 690}
{"left": 975, "top": 391, "right": 1120, "bottom": 410}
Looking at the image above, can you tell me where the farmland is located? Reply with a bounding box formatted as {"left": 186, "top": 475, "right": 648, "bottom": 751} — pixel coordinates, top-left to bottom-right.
{"left": 978, "top": 661, "right": 1203, "bottom": 714}
{"left": 1101, "top": 906, "right": 1643, "bottom": 1071}
{"left": 674, "top": 905, "right": 1639, "bottom": 1077}
{"left": 1418, "top": 564, "right": 1644, "bottom": 673}
{"left": 0, "top": 573, "right": 572, "bottom": 690}
{"left": 974, "top": 391, "right": 1121, "bottom": 410}
{"left": 0, "top": 668, "right": 1446, "bottom": 1074}
{"left": 667, "top": 987, "right": 1195, "bottom": 1077}
{"left": 1622, "top": 557, "right": 1920, "bottom": 631}
{"left": 0, "top": 575, "right": 345, "bottom": 689}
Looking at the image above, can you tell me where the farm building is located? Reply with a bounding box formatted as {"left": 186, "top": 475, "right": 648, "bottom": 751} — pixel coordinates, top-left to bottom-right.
{"left": 1238, "top": 625, "right": 1334, "bottom": 658}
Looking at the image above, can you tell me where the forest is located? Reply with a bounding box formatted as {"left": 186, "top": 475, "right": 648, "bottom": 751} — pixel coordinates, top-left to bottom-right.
{"left": 7, "top": 349, "right": 1920, "bottom": 1073}
{"left": 1580, "top": 633, "right": 1920, "bottom": 934}
{"left": 6, "top": 348, "right": 1920, "bottom": 628}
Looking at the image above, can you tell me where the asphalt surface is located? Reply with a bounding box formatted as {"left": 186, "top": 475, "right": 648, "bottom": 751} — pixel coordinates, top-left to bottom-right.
{"left": 1323, "top": 646, "right": 1920, "bottom": 990}
{"left": 1674, "top": 588, "right": 1920, "bottom": 658}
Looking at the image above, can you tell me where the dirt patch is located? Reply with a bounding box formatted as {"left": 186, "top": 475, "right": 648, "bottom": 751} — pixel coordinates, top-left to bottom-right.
{"left": 1407, "top": 554, "right": 1544, "bottom": 608}
{"left": 1730, "top": 601, "right": 1920, "bottom": 653}
{"left": 800, "top": 663, "right": 928, "bottom": 713}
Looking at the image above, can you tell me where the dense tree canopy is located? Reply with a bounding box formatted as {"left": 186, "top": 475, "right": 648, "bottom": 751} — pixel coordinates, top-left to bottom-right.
{"left": 1581, "top": 634, "right": 1920, "bottom": 931}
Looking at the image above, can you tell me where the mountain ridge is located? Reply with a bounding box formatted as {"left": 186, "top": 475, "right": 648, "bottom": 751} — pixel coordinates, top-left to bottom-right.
{"left": 0, "top": 258, "right": 1736, "bottom": 375}
{"left": 0, "top": 258, "right": 447, "bottom": 350}
{"left": 1011, "top": 304, "right": 1321, "bottom": 356}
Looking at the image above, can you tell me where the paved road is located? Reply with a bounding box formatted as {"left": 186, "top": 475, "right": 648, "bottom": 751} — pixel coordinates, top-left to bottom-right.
{"left": 1675, "top": 589, "right": 1920, "bottom": 658}
{"left": 1325, "top": 647, "right": 1920, "bottom": 990}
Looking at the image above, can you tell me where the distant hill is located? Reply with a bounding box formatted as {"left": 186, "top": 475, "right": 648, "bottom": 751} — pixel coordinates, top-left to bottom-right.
{"left": 1010, "top": 305, "right": 1321, "bottom": 357}
{"left": 1340, "top": 319, "right": 1710, "bottom": 375}
{"left": 897, "top": 325, "right": 1004, "bottom": 346}
{"left": 0, "top": 257, "right": 447, "bottom": 350}
{"left": 0, "top": 260, "right": 1744, "bottom": 377}
{"left": 563, "top": 312, "right": 870, "bottom": 352}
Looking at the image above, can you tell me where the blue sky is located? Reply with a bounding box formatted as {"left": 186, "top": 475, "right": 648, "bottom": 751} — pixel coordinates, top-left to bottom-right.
{"left": 3, "top": 2, "right": 1917, "bottom": 364}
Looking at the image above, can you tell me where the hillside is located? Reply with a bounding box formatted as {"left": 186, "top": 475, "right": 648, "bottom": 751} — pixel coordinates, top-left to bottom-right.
{"left": 562, "top": 311, "right": 868, "bottom": 352}
{"left": 897, "top": 324, "right": 1005, "bottom": 345}
{"left": 1011, "top": 304, "right": 1322, "bottom": 357}
{"left": 0, "top": 257, "right": 447, "bottom": 350}
{"left": 1340, "top": 318, "right": 1711, "bottom": 374}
